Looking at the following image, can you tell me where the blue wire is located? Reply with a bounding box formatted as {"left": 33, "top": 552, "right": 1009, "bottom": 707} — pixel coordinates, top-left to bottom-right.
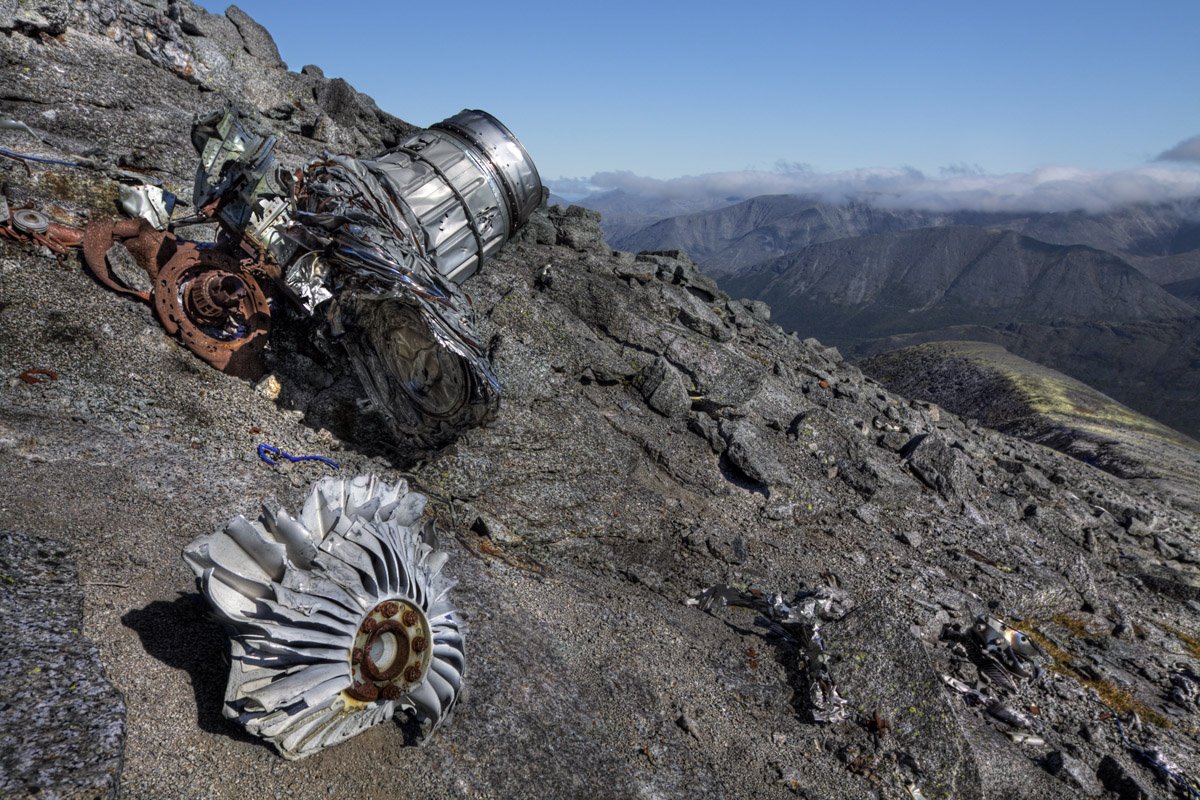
{"left": 0, "top": 147, "right": 87, "bottom": 169}
{"left": 257, "top": 443, "right": 339, "bottom": 471}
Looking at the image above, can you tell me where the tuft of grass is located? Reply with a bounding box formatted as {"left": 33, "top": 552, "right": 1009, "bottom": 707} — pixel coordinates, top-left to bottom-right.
{"left": 1167, "top": 626, "right": 1200, "bottom": 660}
{"left": 1026, "top": 615, "right": 1173, "bottom": 729}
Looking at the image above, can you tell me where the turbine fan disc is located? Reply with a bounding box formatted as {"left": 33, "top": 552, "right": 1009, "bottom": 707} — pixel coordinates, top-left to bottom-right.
{"left": 183, "top": 475, "right": 466, "bottom": 759}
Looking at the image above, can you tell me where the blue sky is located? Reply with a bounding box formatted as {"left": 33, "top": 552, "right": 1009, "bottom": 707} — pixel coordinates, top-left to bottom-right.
{"left": 197, "top": 1, "right": 1199, "bottom": 205}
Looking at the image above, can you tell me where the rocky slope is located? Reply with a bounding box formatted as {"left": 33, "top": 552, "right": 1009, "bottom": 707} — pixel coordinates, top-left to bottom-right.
{"left": 861, "top": 342, "right": 1200, "bottom": 512}
{"left": 2, "top": 4, "right": 1199, "bottom": 799}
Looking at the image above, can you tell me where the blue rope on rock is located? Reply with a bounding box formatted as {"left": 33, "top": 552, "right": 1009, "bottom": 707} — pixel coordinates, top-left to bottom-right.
{"left": 257, "top": 443, "right": 339, "bottom": 471}
{"left": 0, "top": 147, "right": 87, "bottom": 169}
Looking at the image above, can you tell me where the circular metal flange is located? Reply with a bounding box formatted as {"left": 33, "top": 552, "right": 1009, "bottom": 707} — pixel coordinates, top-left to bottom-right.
{"left": 345, "top": 598, "right": 433, "bottom": 703}
{"left": 152, "top": 245, "right": 270, "bottom": 378}
{"left": 13, "top": 209, "right": 50, "bottom": 235}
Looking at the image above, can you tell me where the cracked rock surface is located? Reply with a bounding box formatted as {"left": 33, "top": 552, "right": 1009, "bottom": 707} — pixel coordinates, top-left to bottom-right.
{"left": 1, "top": 3, "right": 1198, "bottom": 798}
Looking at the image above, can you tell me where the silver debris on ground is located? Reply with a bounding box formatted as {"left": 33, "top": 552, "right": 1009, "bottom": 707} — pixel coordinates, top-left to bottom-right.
{"left": 182, "top": 475, "right": 466, "bottom": 759}
{"left": 690, "top": 583, "right": 853, "bottom": 723}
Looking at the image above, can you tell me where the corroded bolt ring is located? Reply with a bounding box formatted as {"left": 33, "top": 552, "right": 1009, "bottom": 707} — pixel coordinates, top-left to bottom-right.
{"left": 381, "top": 684, "right": 402, "bottom": 701}
{"left": 412, "top": 636, "right": 428, "bottom": 654}
{"left": 404, "top": 665, "right": 422, "bottom": 683}
{"left": 401, "top": 609, "right": 418, "bottom": 627}
{"left": 346, "top": 681, "right": 379, "bottom": 702}
{"left": 360, "top": 617, "right": 378, "bottom": 634}
{"left": 351, "top": 647, "right": 364, "bottom": 664}
{"left": 380, "top": 601, "right": 400, "bottom": 618}
{"left": 361, "top": 620, "right": 410, "bottom": 682}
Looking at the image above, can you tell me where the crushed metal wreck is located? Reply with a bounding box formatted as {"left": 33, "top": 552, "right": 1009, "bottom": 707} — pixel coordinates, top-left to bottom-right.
{"left": 189, "top": 107, "right": 542, "bottom": 449}
{"left": 182, "top": 474, "right": 466, "bottom": 759}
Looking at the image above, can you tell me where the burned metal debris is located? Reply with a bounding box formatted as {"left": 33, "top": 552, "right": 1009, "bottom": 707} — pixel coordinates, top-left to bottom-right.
{"left": 182, "top": 475, "right": 466, "bottom": 759}
{"left": 690, "top": 583, "right": 853, "bottom": 723}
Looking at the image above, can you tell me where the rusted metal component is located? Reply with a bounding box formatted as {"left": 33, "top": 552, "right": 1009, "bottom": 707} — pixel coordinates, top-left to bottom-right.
{"left": 1, "top": 204, "right": 84, "bottom": 257}
{"left": 151, "top": 245, "right": 270, "bottom": 379}
{"left": 79, "top": 218, "right": 271, "bottom": 378}
{"left": 17, "top": 368, "right": 59, "bottom": 384}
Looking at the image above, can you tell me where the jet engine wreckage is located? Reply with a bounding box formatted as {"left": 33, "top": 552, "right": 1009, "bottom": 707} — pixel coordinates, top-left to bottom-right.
{"left": 2, "top": 108, "right": 540, "bottom": 757}
{"left": 4, "top": 106, "right": 543, "bottom": 452}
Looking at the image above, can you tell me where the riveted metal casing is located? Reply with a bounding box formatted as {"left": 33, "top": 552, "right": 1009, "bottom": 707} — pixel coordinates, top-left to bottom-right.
{"left": 373, "top": 109, "right": 542, "bottom": 284}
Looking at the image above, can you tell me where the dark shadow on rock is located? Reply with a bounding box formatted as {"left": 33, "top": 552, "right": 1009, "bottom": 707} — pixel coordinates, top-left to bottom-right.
{"left": 121, "top": 594, "right": 267, "bottom": 750}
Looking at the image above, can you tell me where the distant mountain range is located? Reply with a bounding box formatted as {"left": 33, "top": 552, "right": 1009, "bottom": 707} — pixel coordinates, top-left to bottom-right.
{"left": 722, "top": 226, "right": 1195, "bottom": 337}
{"left": 602, "top": 194, "right": 1200, "bottom": 285}
{"left": 566, "top": 192, "right": 1200, "bottom": 438}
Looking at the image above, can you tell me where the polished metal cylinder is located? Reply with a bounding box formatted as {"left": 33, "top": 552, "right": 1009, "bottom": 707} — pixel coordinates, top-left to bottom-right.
{"left": 372, "top": 109, "right": 542, "bottom": 284}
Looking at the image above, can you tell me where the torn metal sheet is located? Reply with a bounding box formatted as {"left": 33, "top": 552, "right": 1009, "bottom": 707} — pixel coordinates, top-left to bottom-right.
{"left": 690, "top": 583, "right": 852, "bottom": 723}
{"left": 182, "top": 475, "right": 466, "bottom": 759}
{"left": 118, "top": 184, "right": 175, "bottom": 230}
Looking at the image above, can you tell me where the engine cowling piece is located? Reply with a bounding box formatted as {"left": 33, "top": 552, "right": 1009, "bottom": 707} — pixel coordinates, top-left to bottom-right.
{"left": 182, "top": 475, "right": 466, "bottom": 759}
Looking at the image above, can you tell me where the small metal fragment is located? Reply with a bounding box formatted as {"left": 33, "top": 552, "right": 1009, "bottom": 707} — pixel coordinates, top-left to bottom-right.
{"left": 690, "top": 582, "right": 852, "bottom": 723}
{"left": 1006, "top": 732, "right": 1045, "bottom": 746}
{"left": 13, "top": 209, "right": 49, "bottom": 235}
{"left": 17, "top": 368, "right": 58, "bottom": 384}
{"left": 118, "top": 184, "right": 175, "bottom": 230}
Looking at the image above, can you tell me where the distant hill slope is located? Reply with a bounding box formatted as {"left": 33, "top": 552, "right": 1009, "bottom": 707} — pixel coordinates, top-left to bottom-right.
{"left": 609, "top": 194, "right": 1200, "bottom": 286}
{"left": 862, "top": 341, "right": 1200, "bottom": 511}
{"left": 722, "top": 226, "right": 1196, "bottom": 336}
{"left": 613, "top": 196, "right": 952, "bottom": 274}
{"left": 720, "top": 226, "right": 1200, "bottom": 438}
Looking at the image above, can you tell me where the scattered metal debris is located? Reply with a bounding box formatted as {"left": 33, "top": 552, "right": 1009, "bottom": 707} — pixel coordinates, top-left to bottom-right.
{"left": 182, "top": 475, "right": 466, "bottom": 759}
{"left": 690, "top": 582, "right": 852, "bottom": 723}
{"left": 942, "top": 614, "right": 1044, "bottom": 692}
{"left": 4, "top": 105, "right": 540, "bottom": 453}
{"left": 1105, "top": 703, "right": 1200, "bottom": 799}
{"left": 256, "top": 443, "right": 339, "bottom": 471}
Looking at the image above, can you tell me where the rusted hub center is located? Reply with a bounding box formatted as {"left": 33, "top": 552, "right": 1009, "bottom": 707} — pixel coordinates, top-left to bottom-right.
{"left": 345, "top": 598, "right": 432, "bottom": 703}
{"left": 184, "top": 271, "right": 249, "bottom": 326}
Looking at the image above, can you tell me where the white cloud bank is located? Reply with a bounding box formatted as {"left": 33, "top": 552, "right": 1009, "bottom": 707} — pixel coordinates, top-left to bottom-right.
{"left": 552, "top": 147, "right": 1200, "bottom": 214}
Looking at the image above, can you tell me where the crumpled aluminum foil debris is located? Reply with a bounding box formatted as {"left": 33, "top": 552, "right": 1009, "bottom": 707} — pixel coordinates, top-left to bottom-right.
{"left": 182, "top": 475, "right": 466, "bottom": 759}
{"left": 690, "top": 583, "right": 853, "bottom": 723}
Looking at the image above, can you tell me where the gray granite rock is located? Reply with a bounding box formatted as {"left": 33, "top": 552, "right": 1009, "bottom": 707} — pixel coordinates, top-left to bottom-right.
{"left": 0, "top": 530, "right": 125, "bottom": 798}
